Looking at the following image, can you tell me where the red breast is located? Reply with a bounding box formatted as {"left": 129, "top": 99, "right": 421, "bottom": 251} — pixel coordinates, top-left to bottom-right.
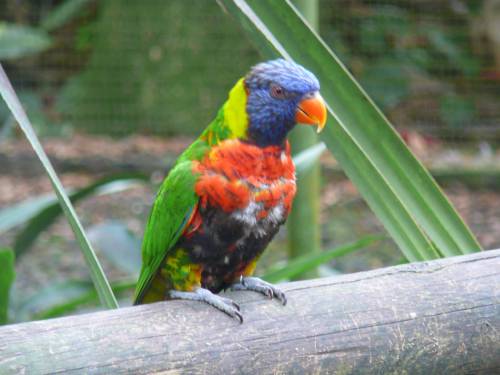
{"left": 193, "top": 140, "right": 296, "bottom": 213}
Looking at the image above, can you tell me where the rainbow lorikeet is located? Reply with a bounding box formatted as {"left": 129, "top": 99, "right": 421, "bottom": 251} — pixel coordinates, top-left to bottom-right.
{"left": 133, "top": 59, "right": 327, "bottom": 322}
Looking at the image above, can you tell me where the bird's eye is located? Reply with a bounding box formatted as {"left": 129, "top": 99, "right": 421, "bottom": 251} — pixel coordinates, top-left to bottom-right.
{"left": 270, "top": 84, "right": 286, "bottom": 99}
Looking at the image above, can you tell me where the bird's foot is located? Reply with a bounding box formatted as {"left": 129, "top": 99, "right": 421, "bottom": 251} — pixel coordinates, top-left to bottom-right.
{"left": 168, "top": 288, "right": 243, "bottom": 323}
{"left": 231, "top": 276, "right": 287, "bottom": 305}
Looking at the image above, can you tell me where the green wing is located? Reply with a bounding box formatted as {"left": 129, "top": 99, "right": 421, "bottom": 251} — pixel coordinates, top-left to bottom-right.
{"left": 133, "top": 160, "right": 199, "bottom": 304}
{"left": 133, "top": 93, "right": 238, "bottom": 303}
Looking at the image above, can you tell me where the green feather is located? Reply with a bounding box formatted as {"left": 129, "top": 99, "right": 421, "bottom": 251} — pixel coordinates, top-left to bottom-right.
{"left": 133, "top": 161, "right": 198, "bottom": 304}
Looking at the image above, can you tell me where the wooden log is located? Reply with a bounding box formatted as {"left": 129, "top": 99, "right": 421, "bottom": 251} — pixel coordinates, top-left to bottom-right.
{"left": 0, "top": 250, "right": 499, "bottom": 374}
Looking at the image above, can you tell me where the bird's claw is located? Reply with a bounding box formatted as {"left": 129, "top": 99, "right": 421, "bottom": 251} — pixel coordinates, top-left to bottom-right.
{"left": 219, "top": 295, "right": 241, "bottom": 311}
{"left": 233, "top": 277, "right": 287, "bottom": 305}
{"left": 168, "top": 288, "right": 243, "bottom": 323}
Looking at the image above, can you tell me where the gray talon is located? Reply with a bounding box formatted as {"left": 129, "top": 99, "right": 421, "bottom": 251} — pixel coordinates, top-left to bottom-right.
{"left": 219, "top": 295, "right": 241, "bottom": 311}
{"left": 277, "top": 291, "right": 287, "bottom": 306}
{"left": 168, "top": 288, "right": 243, "bottom": 323}
{"left": 232, "top": 277, "right": 287, "bottom": 305}
{"left": 265, "top": 287, "right": 273, "bottom": 299}
{"left": 235, "top": 310, "right": 243, "bottom": 323}
{"left": 228, "top": 299, "right": 241, "bottom": 311}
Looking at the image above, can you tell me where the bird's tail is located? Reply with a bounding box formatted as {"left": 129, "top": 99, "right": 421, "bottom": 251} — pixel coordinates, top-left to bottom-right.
{"left": 133, "top": 272, "right": 167, "bottom": 305}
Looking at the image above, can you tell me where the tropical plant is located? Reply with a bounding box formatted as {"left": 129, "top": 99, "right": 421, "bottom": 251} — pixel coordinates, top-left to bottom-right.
{"left": 0, "top": 0, "right": 481, "bottom": 322}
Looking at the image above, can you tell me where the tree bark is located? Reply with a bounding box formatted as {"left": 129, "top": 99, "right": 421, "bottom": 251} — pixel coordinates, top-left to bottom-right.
{"left": 0, "top": 250, "right": 499, "bottom": 374}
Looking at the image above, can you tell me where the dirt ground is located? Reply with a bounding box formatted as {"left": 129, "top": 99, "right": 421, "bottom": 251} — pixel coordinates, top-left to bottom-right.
{"left": 1, "top": 133, "right": 499, "bottom": 320}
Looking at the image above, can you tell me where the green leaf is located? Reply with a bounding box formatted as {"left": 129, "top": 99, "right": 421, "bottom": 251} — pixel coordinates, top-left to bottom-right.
{"left": 292, "top": 142, "right": 326, "bottom": 175}
{"left": 12, "top": 173, "right": 147, "bottom": 258}
{"left": 0, "top": 174, "right": 146, "bottom": 237}
{"left": 15, "top": 279, "right": 135, "bottom": 321}
{"left": 87, "top": 220, "right": 142, "bottom": 277}
{"left": 14, "top": 280, "right": 93, "bottom": 322}
{"left": 219, "top": 0, "right": 481, "bottom": 261}
{"left": 0, "top": 90, "right": 51, "bottom": 135}
{"left": 41, "top": 0, "right": 93, "bottom": 32}
{"left": 0, "top": 64, "right": 118, "bottom": 309}
{"left": 263, "top": 236, "right": 382, "bottom": 283}
{"left": 0, "top": 193, "right": 56, "bottom": 235}
{"left": 0, "top": 22, "right": 52, "bottom": 60}
{"left": 0, "top": 248, "right": 15, "bottom": 324}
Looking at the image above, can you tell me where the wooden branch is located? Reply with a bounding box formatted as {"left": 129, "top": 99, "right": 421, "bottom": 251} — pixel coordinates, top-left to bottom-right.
{"left": 1, "top": 251, "right": 499, "bottom": 374}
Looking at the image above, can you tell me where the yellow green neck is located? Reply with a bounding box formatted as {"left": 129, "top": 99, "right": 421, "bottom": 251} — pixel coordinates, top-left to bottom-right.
{"left": 200, "top": 78, "right": 249, "bottom": 146}
{"left": 223, "top": 78, "right": 249, "bottom": 139}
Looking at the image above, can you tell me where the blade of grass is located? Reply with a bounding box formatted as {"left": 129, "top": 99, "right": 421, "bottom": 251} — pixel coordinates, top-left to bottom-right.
{"left": 14, "top": 279, "right": 136, "bottom": 322}
{"left": 13, "top": 173, "right": 147, "bottom": 258}
{"left": 292, "top": 142, "right": 326, "bottom": 175}
{"left": 34, "top": 280, "right": 134, "bottom": 320}
{"left": 0, "top": 23, "right": 52, "bottom": 60}
{"left": 13, "top": 280, "right": 94, "bottom": 322}
{"left": 0, "top": 193, "right": 56, "bottom": 234}
{"left": 0, "top": 175, "right": 147, "bottom": 237}
{"left": 0, "top": 64, "right": 118, "bottom": 309}
{"left": 87, "top": 220, "right": 142, "bottom": 277}
{"left": 0, "top": 248, "right": 15, "bottom": 324}
{"left": 219, "top": 0, "right": 481, "bottom": 260}
{"left": 1, "top": 175, "right": 147, "bottom": 237}
{"left": 263, "top": 235, "right": 383, "bottom": 283}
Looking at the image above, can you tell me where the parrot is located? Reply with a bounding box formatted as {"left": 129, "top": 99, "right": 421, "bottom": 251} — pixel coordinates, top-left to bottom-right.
{"left": 133, "top": 59, "right": 327, "bottom": 322}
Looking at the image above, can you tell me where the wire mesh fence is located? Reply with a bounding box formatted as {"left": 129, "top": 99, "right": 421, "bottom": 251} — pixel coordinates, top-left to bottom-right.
{"left": 1, "top": 0, "right": 499, "bottom": 139}
{"left": 321, "top": 0, "right": 500, "bottom": 141}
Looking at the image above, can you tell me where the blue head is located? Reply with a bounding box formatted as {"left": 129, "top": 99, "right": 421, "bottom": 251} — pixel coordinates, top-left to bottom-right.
{"left": 244, "top": 59, "right": 326, "bottom": 147}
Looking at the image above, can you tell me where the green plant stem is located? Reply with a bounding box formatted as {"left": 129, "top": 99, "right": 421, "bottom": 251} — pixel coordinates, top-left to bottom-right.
{"left": 0, "top": 65, "right": 118, "bottom": 309}
{"left": 0, "top": 248, "right": 15, "bottom": 324}
{"left": 287, "top": 0, "right": 321, "bottom": 280}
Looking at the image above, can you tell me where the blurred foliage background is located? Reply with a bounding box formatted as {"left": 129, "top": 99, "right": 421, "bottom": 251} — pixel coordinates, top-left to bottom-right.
{"left": 2, "top": 0, "right": 500, "bottom": 137}
{"left": 1, "top": 0, "right": 499, "bottom": 323}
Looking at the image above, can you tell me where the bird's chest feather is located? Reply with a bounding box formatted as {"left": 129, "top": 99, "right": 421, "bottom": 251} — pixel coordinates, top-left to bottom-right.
{"left": 193, "top": 139, "right": 296, "bottom": 229}
{"left": 178, "top": 139, "right": 296, "bottom": 291}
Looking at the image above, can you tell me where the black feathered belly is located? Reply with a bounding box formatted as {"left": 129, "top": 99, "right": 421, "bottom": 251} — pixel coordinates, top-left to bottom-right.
{"left": 177, "top": 204, "right": 287, "bottom": 293}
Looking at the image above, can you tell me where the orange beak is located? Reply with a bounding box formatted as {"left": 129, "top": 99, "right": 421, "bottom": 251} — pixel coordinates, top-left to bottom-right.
{"left": 295, "top": 92, "right": 327, "bottom": 133}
